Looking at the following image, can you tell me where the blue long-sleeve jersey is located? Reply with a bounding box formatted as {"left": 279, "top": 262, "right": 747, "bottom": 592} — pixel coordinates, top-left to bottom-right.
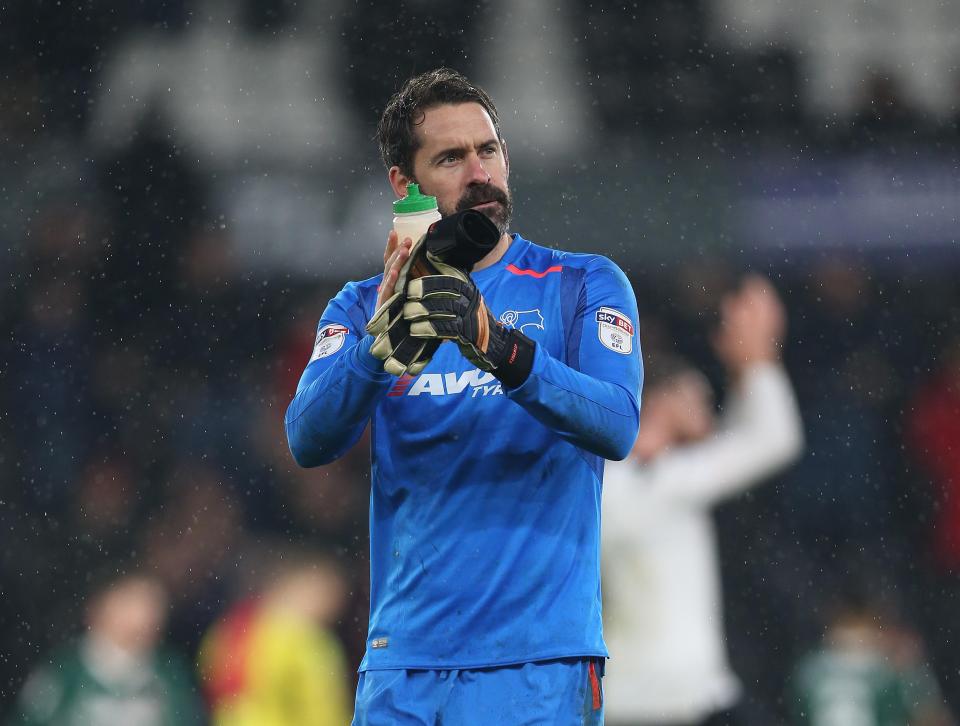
{"left": 286, "top": 234, "right": 642, "bottom": 670}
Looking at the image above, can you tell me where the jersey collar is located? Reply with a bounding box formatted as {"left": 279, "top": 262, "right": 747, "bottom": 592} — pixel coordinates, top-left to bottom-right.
{"left": 472, "top": 233, "right": 530, "bottom": 282}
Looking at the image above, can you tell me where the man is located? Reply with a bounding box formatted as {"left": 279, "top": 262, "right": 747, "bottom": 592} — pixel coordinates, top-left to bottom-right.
{"left": 601, "top": 277, "right": 803, "bottom": 726}
{"left": 790, "top": 596, "right": 953, "bottom": 726}
{"left": 285, "top": 68, "right": 642, "bottom": 725}
{"left": 198, "top": 549, "right": 353, "bottom": 726}
{"left": 9, "top": 571, "right": 202, "bottom": 726}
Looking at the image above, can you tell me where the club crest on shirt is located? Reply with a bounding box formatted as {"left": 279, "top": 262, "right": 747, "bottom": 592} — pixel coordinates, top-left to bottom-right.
{"left": 310, "top": 324, "right": 349, "bottom": 361}
{"left": 499, "top": 308, "right": 545, "bottom": 334}
{"left": 596, "top": 307, "right": 634, "bottom": 354}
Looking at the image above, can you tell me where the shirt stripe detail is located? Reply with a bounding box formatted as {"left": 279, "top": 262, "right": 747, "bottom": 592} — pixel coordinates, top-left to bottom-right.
{"left": 589, "top": 660, "right": 602, "bottom": 710}
{"left": 505, "top": 263, "right": 562, "bottom": 278}
{"left": 387, "top": 375, "right": 415, "bottom": 396}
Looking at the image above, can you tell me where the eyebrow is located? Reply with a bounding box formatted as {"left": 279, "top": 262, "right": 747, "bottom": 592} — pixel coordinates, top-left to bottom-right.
{"left": 430, "top": 138, "right": 500, "bottom": 164}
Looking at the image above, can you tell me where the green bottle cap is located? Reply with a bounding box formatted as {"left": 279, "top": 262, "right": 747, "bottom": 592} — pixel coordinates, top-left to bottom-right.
{"left": 393, "top": 183, "right": 438, "bottom": 213}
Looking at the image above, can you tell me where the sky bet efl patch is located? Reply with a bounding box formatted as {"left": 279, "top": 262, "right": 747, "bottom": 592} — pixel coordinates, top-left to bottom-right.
{"left": 596, "top": 307, "right": 634, "bottom": 354}
{"left": 310, "top": 324, "right": 349, "bottom": 362}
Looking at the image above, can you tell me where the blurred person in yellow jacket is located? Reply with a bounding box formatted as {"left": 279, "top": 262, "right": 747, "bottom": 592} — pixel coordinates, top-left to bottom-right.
{"left": 198, "top": 550, "right": 352, "bottom": 726}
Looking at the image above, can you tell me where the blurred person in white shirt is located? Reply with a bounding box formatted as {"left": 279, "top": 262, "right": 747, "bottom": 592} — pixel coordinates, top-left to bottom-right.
{"left": 602, "top": 275, "right": 804, "bottom": 726}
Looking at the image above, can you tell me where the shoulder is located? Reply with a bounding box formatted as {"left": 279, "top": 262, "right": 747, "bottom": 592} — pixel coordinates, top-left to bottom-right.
{"left": 334, "top": 276, "right": 381, "bottom": 306}
{"left": 323, "top": 276, "right": 381, "bottom": 326}
{"left": 37, "top": 643, "right": 81, "bottom": 671}
{"left": 562, "top": 252, "right": 629, "bottom": 281}
{"left": 15, "top": 645, "right": 81, "bottom": 715}
{"left": 512, "top": 237, "right": 629, "bottom": 280}
{"left": 152, "top": 646, "right": 197, "bottom": 679}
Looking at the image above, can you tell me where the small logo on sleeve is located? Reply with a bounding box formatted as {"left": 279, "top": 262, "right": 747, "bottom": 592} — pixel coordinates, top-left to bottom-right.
{"left": 596, "top": 307, "right": 634, "bottom": 354}
{"left": 309, "top": 324, "right": 349, "bottom": 361}
{"left": 371, "top": 637, "right": 389, "bottom": 649}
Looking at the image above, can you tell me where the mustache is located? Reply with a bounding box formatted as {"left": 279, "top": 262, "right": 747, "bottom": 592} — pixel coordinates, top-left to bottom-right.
{"left": 455, "top": 183, "right": 510, "bottom": 212}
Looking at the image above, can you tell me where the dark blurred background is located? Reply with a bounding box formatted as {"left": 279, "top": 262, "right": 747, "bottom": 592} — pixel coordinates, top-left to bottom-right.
{"left": 1, "top": 1, "right": 959, "bottom": 724}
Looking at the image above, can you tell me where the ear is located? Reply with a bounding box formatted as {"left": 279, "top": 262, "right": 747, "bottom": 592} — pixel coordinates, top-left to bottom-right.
{"left": 388, "top": 166, "right": 413, "bottom": 199}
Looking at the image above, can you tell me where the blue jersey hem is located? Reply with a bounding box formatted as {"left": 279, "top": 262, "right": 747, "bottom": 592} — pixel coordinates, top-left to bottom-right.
{"left": 358, "top": 649, "right": 609, "bottom": 673}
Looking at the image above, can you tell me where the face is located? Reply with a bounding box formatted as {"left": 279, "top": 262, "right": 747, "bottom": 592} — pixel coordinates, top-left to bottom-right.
{"left": 392, "top": 102, "right": 513, "bottom": 236}
{"left": 90, "top": 577, "right": 168, "bottom": 654}
{"left": 668, "top": 373, "right": 716, "bottom": 443}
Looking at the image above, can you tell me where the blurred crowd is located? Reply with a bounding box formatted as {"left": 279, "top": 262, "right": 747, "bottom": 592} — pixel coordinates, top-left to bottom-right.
{"left": 2, "top": 1, "right": 960, "bottom": 724}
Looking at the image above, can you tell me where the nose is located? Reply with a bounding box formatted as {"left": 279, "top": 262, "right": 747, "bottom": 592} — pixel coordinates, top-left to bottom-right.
{"left": 466, "top": 153, "right": 490, "bottom": 185}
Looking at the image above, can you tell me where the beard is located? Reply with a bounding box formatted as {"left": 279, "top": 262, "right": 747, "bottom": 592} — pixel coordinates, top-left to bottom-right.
{"left": 440, "top": 182, "right": 513, "bottom": 237}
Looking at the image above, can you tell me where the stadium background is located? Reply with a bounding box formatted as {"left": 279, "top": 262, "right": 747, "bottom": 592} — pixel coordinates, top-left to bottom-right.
{"left": 2, "top": 0, "right": 959, "bottom": 723}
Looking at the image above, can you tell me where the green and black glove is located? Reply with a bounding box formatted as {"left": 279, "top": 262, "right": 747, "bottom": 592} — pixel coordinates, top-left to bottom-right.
{"left": 403, "top": 274, "right": 535, "bottom": 388}
{"left": 366, "top": 211, "right": 500, "bottom": 376}
{"left": 366, "top": 289, "right": 439, "bottom": 376}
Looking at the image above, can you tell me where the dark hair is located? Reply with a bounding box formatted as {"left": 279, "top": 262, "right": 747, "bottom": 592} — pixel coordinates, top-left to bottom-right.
{"left": 377, "top": 68, "right": 502, "bottom": 177}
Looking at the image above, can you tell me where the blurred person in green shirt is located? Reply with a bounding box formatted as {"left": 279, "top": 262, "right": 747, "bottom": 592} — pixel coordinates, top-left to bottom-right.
{"left": 790, "top": 595, "right": 952, "bottom": 726}
{"left": 8, "top": 571, "right": 202, "bottom": 726}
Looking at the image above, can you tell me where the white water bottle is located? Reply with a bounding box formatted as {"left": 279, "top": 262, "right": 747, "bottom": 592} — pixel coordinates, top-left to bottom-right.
{"left": 393, "top": 183, "right": 441, "bottom": 245}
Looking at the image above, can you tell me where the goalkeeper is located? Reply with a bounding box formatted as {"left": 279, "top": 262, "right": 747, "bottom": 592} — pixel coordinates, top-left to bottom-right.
{"left": 286, "top": 67, "right": 642, "bottom": 726}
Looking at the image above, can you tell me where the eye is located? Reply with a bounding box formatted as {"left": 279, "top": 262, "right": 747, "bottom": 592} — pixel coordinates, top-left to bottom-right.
{"left": 480, "top": 144, "right": 498, "bottom": 157}
{"left": 438, "top": 153, "right": 460, "bottom": 166}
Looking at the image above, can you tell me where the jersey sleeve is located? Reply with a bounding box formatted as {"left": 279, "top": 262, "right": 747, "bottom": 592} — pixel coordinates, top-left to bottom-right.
{"left": 506, "top": 256, "right": 642, "bottom": 460}
{"left": 285, "top": 280, "right": 393, "bottom": 467}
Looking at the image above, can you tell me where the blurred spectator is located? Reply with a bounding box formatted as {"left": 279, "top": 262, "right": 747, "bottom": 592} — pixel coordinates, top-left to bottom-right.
{"left": 905, "top": 337, "right": 960, "bottom": 715}
{"left": 197, "top": 548, "right": 352, "bottom": 726}
{"left": 789, "top": 594, "right": 952, "bottom": 726}
{"left": 7, "top": 571, "right": 202, "bottom": 726}
{"left": 906, "top": 338, "right": 960, "bottom": 572}
{"left": 602, "top": 276, "right": 803, "bottom": 726}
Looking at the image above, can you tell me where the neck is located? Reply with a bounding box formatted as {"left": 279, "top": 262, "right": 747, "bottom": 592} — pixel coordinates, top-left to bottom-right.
{"left": 472, "top": 232, "right": 512, "bottom": 271}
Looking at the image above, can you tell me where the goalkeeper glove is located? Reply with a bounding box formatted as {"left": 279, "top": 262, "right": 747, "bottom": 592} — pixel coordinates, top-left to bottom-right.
{"left": 366, "top": 290, "right": 439, "bottom": 376}
{"left": 366, "top": 211, "right": 500, "bottom": 376}
{"left": 403, "top": 274, "right": 535, "bottom": 388}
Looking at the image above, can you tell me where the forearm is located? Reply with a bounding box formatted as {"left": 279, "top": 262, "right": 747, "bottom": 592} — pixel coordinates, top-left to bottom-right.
{"left": 724, "top": 362, "right": 804, "bottom": 467}
{"left": 506, "top": 344, "right": 640, "bottom": 461}
{"left": 285, "top": 335, "right": 392, "bottom": 467}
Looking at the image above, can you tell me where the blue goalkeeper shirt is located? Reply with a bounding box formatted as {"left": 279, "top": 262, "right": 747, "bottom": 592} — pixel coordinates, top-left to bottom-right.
{"left": 286, "top": 234, "right": 642, "bottom": 670}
